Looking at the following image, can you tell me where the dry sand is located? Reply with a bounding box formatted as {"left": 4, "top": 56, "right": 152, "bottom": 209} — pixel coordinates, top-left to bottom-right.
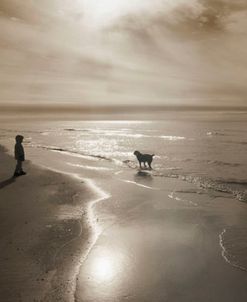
{"left": 0, "top": 145, "right": 94, "bottom": 302}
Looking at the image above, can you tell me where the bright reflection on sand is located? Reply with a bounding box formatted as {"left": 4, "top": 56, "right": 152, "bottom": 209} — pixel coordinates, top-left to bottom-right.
{"left": 89, "top": 248, "right": 124, "bottom": 284}
{"left": 92, "top": 255, "right": 115, "bottom": 281}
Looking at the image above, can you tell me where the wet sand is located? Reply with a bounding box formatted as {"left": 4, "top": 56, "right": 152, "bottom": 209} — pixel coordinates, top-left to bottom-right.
{"left": 0, "top": 146, "right": 94, "bottom": 302}
{"left": 75, "top": 171, "right": 247, "bottom": 302}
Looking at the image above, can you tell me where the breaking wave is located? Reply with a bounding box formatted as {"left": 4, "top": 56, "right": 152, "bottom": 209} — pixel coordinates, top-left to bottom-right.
{"left": 206, "top": 131, "right": 226, "bottom": 137}
{"left": 150, "top": 171, "right": 247, "bottom": 203}
{"left": 32, "top": 144, "right": 112, "bottom": 162}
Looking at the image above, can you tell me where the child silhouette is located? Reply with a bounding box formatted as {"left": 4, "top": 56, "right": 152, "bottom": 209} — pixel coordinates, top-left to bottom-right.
{"left": 13, "top": 135, "right": 26, "bottom": 177}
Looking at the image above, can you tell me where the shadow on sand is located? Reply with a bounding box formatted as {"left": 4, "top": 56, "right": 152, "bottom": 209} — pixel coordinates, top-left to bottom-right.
{"left": 134, "top": 170, "right": 153, "bottom": 185}
{"left": 135, "top": 170, "right": 152, "bottom": 178}
{"left": 0, "top": 177, "right": 16, "bottom": 190}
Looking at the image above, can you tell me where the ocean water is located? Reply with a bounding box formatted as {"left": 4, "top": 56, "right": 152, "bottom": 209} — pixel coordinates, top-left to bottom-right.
{"left": 1, "top": 111, "right": 246, "bottom": 202}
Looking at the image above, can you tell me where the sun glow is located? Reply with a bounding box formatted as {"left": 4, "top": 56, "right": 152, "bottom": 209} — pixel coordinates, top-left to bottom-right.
{"left": 84, "top": 0, "right": 124, "bottom": 15}
{"left": 81, "top": 0, "right": 162, "bottom": 26}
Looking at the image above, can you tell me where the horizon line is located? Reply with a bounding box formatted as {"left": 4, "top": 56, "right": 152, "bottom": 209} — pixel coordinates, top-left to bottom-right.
{"left": 1, "top": 103, "right": 247, "bottom": 114}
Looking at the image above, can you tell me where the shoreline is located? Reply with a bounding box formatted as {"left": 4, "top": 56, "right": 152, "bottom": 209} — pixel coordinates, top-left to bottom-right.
{"left": 0, "top": 145, "right": 105, "bottom": 302}
{"left": 36, "top": 169, "right": 112, "bottom": 302}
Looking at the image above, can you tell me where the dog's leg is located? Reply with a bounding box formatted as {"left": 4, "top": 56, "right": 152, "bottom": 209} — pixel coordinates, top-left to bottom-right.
{"left": 139, "top": 161, "right": 142, "bottom": 169}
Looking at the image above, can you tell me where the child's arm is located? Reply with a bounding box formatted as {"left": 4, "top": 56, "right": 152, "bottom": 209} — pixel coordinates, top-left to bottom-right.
{"left": 15, "top": 144, "right": 25, "bottom": 161}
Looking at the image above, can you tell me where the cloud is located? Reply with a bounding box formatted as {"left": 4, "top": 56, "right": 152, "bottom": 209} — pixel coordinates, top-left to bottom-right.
{"left": 112, "top": 0, "right": 247, "bottom": 40}
{"left": 171, "top": 0, "right": 247, "bottom": 35}
{"left": 0, "top": 1, "right": 118, "bottom": 104}
{"left": 0, "top": 0, "right": 247, "bottom": 107}
{"left": 102, "top": 0, "right": 247, "bottom": 106}
{"left": 0, "top": 0, "right": 51, "bottom": 25}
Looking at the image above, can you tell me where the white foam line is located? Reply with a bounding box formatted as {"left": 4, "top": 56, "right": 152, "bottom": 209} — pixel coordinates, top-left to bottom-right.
{"left": 84, "top": 177, "right": 111, "bottom": 236}
{"left": 160, "top": 136, "right": 185, "bottom": 140}
{"left": 68, "top": 163, "right": 113, "bottom": 171}
{"left": 54, "top": 171, "right": 111, "bottom": 241}
{"left": 70, "top": 176, "right": 112, "bottom": 302}
{"left": 115, "top": 170, "right": 123, "bottom": 175}
{"left": 189, "top": 200, "right": 198, "bottom": 206}
{"left": 33, "top": 144, "right": 98, "bottom": 161}
{"left": 50, "top": 150, "right": 98, "bottom": 161}
{"left": 168, "top": 192, "right": 198, "bottom": 206}
{"left": 121, "top": 179, "right": 160, "bottom": 190}
{"left": 219, "top": 229, "right": 247, "bottom": 272}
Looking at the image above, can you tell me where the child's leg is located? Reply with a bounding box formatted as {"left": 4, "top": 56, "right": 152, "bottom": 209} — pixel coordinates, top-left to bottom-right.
{"left": 19, "top": 161, "right": 23, "bottom": 172}
{"left": 15, "top": 160, "right": 22, "bottom": 174}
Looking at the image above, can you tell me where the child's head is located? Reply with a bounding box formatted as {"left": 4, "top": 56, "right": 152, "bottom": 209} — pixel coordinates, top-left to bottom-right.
{"left": 15, "top": 135, "right": 24, "bottom": 143}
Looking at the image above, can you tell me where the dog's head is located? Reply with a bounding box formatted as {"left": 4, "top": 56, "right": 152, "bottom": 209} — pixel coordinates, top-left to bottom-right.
{"left": 134, "top": 150, "right": 140, "bottom": 156}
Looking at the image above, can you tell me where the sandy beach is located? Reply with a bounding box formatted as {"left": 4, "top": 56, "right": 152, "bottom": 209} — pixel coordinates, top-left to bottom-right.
{"left": 0, "top": 145, "right": 95, "bottom": 302}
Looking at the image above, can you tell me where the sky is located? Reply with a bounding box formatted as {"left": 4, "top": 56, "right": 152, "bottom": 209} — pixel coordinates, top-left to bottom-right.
{"left": 0, "top": 0, "right": 247, "bottom": 107}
